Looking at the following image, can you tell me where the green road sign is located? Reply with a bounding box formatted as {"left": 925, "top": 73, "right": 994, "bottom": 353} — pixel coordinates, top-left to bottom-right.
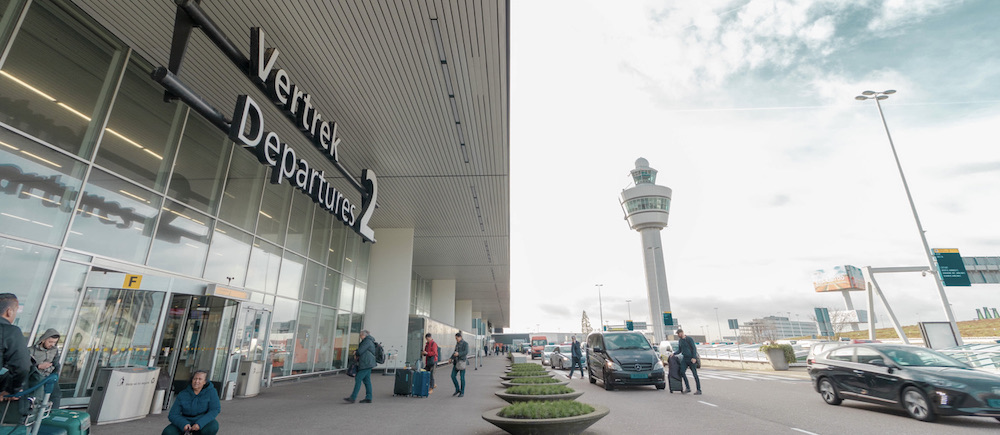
{"left": 626, "top": 320, "right": 634, "bottom": 331}
{"left": 933, "top": 248, "right": 971, "bottom": 286}
{"left": 727, "top": 319, "right": 739, "bottom": 330}
{"left": 662, "top": 312, "right": 673, "bottom": 326}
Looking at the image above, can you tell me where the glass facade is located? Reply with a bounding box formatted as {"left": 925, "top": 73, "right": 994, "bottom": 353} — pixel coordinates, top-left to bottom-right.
{"left": 625, "top": 196, "right": 670, "bottom": 213}
{"left": 0, "top": 0, "right": 371, "bottom": 389}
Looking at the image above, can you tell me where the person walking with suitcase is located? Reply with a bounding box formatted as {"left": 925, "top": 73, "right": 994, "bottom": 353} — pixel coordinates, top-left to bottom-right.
{"left": 675, "top": 329, "right": 701, "bottom": 395}
{"left": 421, "top": 333, "right": 438, "bottom": 392}
{"left": 450, "top": 333, "right": 468, "bottom": 397}
{"left": 344, "top": 330, "right": 377, "bottom": 403}
{"left": 567, "top": 336, "right": 585, "bottom": 379}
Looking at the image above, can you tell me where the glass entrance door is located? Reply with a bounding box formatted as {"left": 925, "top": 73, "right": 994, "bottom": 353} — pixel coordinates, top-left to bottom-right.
{"left": 223, "top": 305, "right": 271, "bottom": 390}
{"left": 60, "top": 287, "right": 164, "bottom": 404}
{"left": 155, "top": 295, "right": 238, "bottom": 403}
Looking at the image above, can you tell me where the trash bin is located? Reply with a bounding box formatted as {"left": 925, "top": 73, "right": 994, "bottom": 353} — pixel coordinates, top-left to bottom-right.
{"left": 236, "top": 361, "right": 263, "bottom": 398}
{"left": 88, "top": 367, "right": 159, "bottom": 425}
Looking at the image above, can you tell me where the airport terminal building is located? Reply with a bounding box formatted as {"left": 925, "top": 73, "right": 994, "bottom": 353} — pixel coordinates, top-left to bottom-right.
{"left": 0, "top": 0, "right": 508, "bottom": 408}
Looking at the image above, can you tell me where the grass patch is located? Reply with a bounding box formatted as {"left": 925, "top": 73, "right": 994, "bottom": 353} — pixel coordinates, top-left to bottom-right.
{"left": 510, "top": 363, "right": 544, "bottom": 370}
{"left": 499, "top": 400, "right": 594, "bottom": 419}
{"left": 507, "top": 369, "right": 548, "bottom": 375}
{"left": 509, "top": 377, "right": 560, "bottom": 384}
{"left": 505, "top": 385, "right": 574, "bottom": 395}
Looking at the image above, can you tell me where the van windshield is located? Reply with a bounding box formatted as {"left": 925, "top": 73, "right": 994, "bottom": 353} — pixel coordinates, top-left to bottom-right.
{"left": 604, "top": 334, "right": 651, "bottom": 351}
{"left": 531, "top": 339, "right": 546, "bottom": 346}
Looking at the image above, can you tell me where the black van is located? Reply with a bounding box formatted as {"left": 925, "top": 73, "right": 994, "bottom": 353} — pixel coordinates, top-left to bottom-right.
{"left": 586, "top": 331, "right": 665, "bottom": 391}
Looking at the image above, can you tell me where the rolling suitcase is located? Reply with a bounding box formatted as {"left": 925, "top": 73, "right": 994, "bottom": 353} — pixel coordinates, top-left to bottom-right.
{"left": 667, "top": 354, "right": 684, "bottom": 393}
{"left": 41, "top": 409, "right": 91, "bottom": 435}
{"left": 393, "top": 368, "right": 414, "bottom": 396}
{"left": 411, "top": 371, "right": 431, "bottom": 397}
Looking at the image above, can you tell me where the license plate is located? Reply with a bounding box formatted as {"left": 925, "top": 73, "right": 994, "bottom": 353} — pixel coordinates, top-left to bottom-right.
{"left": 630, "top": 373, "right": 648, "bottom": 379}
{"left": 988, "top": 399, "right": 1000, "bottom": 408}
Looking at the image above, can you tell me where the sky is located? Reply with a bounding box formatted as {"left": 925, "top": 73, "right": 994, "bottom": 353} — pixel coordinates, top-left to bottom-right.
{"left": 508, "top": 0, "right": 1000, "bottom": 340}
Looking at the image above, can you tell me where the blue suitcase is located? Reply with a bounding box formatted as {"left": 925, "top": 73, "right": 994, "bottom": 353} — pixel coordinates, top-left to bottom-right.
{"left": 411, "top": 371, "right": 431, "bottom": 397}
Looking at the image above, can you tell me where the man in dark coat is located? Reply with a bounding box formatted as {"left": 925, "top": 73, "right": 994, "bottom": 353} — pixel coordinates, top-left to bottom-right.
{"left": 0, "top": 293, "right": 30, "bottom": 399}
{"left": 450, "top": 333, "right": 468, "bottom": 397}
{"left": 568, "top": 336, "right": 585, "bottom": 379}
{"left": 676, "top": 329, "right": 701, "bottom": 395}
{"left": 344, "top": 330, "right": 376, "bottom": 403}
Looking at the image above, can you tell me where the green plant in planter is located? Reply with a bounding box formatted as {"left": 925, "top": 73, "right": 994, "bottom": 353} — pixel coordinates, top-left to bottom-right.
{"left": 505, "top": 385, "right": 574, "bottom": 395}
{"left": 510, "top": 377, "right": 560, "bottom": 384}
{"left": 510, "top": 363, "right": 542, "bottom": 369}
{"left": 498, "top": 400, "right": 594, "bottom": 419}
{"left": 759, "top": 343, "right": 796, "bottom": 364}
{"left": 507, "top": 369, "right": 547, "bottom": 375}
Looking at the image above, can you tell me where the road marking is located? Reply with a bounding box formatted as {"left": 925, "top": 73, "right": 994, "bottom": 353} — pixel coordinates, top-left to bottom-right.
{"left": 698, "top": 400, "right": 718, "bottom": 407}
{"left": 791, "top": 428, "right": 819, "bottom": 435}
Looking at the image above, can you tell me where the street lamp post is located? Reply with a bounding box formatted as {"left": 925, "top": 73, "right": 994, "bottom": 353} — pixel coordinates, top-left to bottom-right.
{"left": 856, "top": 90, "right": 962, "bottom": 344}
{"left": 714, "top": 307, "right": 722, "bottom": 342}
{"left": 596, "top": 284, "right": 605, "bottom": 330}
{"left": 625, "top": 299, "right": 632, "bottom": 320}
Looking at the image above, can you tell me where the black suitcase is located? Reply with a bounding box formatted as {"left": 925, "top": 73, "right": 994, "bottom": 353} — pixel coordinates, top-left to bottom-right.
{"left": 394, "top": 369, "right": 414, "bottom": 396}
{"left": 667, "top": 354, "right": 684, "bottom": 393}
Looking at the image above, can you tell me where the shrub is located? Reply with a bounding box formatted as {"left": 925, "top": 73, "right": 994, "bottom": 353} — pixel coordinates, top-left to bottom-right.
{"left": 507, "top": 369, "right": 547, "bottom": 376}
{"left": 509, "top": 377, "right": 560, "bottom": 384}
{"left": 505, "top": 385, "right": 574, "bottom": 395}
{"left": 510, "top": 363, "right": 543, "bottom": 369}
{"left": 759, "top": 343, "right": 796, "bottom": 363}
{"left": 499, "top": 400, "right": 594, "bottom": 419}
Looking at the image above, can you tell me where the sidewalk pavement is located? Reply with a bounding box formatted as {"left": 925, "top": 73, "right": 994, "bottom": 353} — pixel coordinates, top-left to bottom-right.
{"left": 100, "top": 356, "right": 520, "bottom": 435}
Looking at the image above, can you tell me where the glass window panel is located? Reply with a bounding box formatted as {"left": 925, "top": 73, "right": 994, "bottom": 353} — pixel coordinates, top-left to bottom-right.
{"left": 342, "top": 233, "right": 358, "bottom": 278}
{"left": 307, "top": 206, "right": 332, "bottom": 264}
{"left": 147, "top": 200, "right": 211, "bottom": 276}
{"left": 0, "top": 237, "right": 57, "bottom": 334}
{"left": 0, "top": 0, "right": 11, "bottom": 20}
{"left": 66, "top": 169, "right": 160, "bottom": 264}
{"left": 94, "top": 57, "right": 181, "bottom": 191}
{"left": 323, "top": 269, "right": 341, "bottom": 308}
{"left": 300, "top": 261, "right": 324, "bottom": 304}
{"left": 356, "top": 242, "right": 370, "bottom": 283}
{"left": 291, "top": 303, "right": 318, "bottom": 375}
{"left": 268, "top": 297, "right": 298, "bottom": 378}
{"left": 245, "top": 238, "right": 281, "bottom": 293}
{"left": 326, "top": 221, "right": 346, "bottom": 271}
{"left": 352, "top": 280, "right": 366, "bottom": 314}
{"left": 203, "top": 222, "right": 251, "bottom": 286}
{"left": 217, "top": 149, "right": 264, "bottom": 232}
{"left": 0, "top": 128, "right": 87, "bottom": 244}
{"left": 276, "top": 252, "right": 305, "bottom": 299}
{"left": 338, "top": 276, "right": 354, "bottom": 312}
{"left": 32, "top": 260, "right": 86, "bottom": 346}
{"left": 284, "top": 192, "right": 313, "bottom": 255}
{"left": 333, "top": 311, "right": 350, "bottom": 370}
{"left": 167, "top": 114, "right": 230, "bottom": 214}
{"left": 315, "top": 307, "right": 337, "bottom": 372}
{"left": 256, "top": 181, "right": 291, "bottom": 245}
{"left": 0, "top": 0, "right": 118, "bottom": 157}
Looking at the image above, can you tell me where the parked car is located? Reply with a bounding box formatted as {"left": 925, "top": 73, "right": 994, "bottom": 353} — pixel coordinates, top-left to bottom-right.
{"left": 809, "top": 343, "right": 1000, "bottom": 422}
{"left": 549, "top": 345, "right": 572, "bottom": 369}
{"left": 586, "top": 331, "right": 665, "bottom": 391}
{"left": 541, "top": 345, "right": 558, "bottom": 365}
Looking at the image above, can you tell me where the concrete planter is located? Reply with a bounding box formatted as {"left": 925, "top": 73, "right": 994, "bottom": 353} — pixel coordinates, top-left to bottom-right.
{"left": 765, "top": 348, "right": 789, "bottom": 371}
{"left": 494, "top": 390, "right": 584, "bottom": 404}
{"left": 500, "top": 380, "right": 569, "bottom": 388}
{"left": 512, "top": 355, "right": 528, "bottom": 364}
{"left": 501, "top": 373, "right": 554, "bottom": 380}
{"left": 482, "top": 404, "right": 609, "bottom": 435}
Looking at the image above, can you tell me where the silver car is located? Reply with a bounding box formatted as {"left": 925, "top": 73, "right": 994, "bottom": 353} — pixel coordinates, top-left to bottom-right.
{"left": 549, "top": 345, "right": 573, "bottom": 369}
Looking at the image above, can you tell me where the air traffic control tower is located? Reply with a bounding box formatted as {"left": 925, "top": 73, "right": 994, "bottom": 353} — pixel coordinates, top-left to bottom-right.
{"left": 620, "top": 158, "right": 674, "bottom": 341}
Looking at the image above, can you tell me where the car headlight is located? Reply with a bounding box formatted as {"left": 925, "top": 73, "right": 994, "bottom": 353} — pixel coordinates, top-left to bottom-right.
{"left": 605, "top": 360, "right": 622, "bottom": 371}
{"left": 925, "top": 376, "right": 967, "bottom": 390}
{"left": 653, "top": 360, "right": 664, "bottom": 370}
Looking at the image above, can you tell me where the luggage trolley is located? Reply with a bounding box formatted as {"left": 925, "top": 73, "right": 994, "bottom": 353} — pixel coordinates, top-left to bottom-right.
{"left": 1, "top": 373, "right": 58, "bottom": 435}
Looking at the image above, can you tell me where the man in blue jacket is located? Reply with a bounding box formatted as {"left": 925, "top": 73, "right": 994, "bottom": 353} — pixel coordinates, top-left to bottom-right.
{"left": 344, "top": 330, "right": 376, "bottom": 403}
{"left": 163, "top": 370, "right": 220, "bottom": 434}
{"left": 568, "top": 336, "right": 585, "bottom": 379}
{"left": 676, "top": 329, "right": 701, "bottom": 395}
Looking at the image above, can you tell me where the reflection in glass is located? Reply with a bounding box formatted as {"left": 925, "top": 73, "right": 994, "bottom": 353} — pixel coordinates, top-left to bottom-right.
{"left": 147, "top": 200, "right": 212, "bottom": 276}
{"left": 352, "top": 280, "right": 366, "bottom": 315}
{"left": 315, "top": 307, "right": 337, "bottom": 372}
{"left": 34, "top": 261, "right": 88, "bottom": 346}
{"left": 342, "top": 233, "right": 358, "bottom": 278}
{"left": 245, "top": 238, "right": 281, "bottom": 293}
{"left": 333, "top": 311, "right": 350, "bottom": 370}
{"left": 257, "top": 181, "right": 291, "bottom": 245}
{"left": 300, "top": 261, "right": 324, "bottom": 304}
{"left": 167, "top": 115, "right": 230, "bottom": 214}
{"left": 217, "top": 149, "right": 264, "bottom": 232}
{"left": 269, "top": 297, "right": 298, "bottom": 378}
{"left": 66, "top": 169, "right": 160, "bottom": 264}
{"left": 95, "top": 57, "right": 182, "bottom": 191}
{"left": 0, "top": 237, "right": 57, "bottom": 334}
{"left": 356, "top": 242, "right": 370, "bottom": 283}
{"left": 292, "top": 303, "right": 318, "bottom": 374}
{"left": 203, "top": 222, "right": 251, "bottom": 286}
{"left": 276, "top": 252, "right": 305, "bottom": 299}
{"left": 338, "top": 277, "right": 354, "bottom": 312}
{"left": 326, "top": 221, "right": 346, "bottom": 272}
{"left": 284, "top": 193, "right": 313, "bottom": 255}
{"left": 307, "top": 206, "right": 332, "bottom": 264}
{"left": 0, "top": 0, "right": 119, "bottom": 157}
{"left": 0, "top": 128, "right": 87, "bottom": 244}
{"left": 323, "top": 269, "right": 341, "bottom": 308}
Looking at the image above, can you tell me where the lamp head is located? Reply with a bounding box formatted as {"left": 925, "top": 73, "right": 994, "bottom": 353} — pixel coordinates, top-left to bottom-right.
{"left": 855, "top": 96, "right": 868, "bottom": 100}
{"left": 861, "top": 90, "right": 876, "bottom": 96}
{"left": 883, "top": 90, "right": 896, "bottom": 94}
{"left": 876, "top": 95, "right": 889, "bottom": 100}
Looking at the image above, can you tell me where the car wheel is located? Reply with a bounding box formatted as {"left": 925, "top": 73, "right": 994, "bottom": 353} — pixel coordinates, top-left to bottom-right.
{"left": 818, "top": 378, "right": 842, "bottom": 406}
{"left": 588, "top": 368, "right": 597, "bottom": 384}
{"left": 656, "top": 383, "right": 666, "bottom": 390}
{"left": 902, "top": 387, "right": 936, "bottom": 422}
{"left": 603, "top": 370, "right": 614, "bottom": 391}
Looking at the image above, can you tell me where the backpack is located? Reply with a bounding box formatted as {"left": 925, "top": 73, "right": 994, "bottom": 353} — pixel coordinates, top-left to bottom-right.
{"left": 374, "top": 342, "right": 386, "bottom": 364}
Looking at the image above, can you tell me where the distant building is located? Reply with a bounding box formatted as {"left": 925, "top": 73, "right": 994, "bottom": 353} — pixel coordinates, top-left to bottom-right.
{"left": 739, "top": 316, "right": 818, "bottom": 343}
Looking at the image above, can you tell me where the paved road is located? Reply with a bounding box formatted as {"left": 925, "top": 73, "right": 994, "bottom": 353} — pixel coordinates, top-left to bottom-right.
{"left": 96, "top": 357, "right": 999, "bottom": 434}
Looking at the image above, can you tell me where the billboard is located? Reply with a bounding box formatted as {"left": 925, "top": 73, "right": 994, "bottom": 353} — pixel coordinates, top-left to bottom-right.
{"left": 813, "top": 265, "right": 866, "bottom": 292}
{"left": 932, "top": 248, "right": 971, "bottom": 286}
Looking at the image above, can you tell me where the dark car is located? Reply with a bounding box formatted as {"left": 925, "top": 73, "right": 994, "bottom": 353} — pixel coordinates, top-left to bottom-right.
{"left": 586, "top": 331, "right": 665, "bottom": 391}
{"left": 809, "top": 344, "right": 1000, "bottom": 422}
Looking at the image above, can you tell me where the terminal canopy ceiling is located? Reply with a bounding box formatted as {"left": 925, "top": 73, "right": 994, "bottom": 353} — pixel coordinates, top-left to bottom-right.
{"left": 70, "top": 0, "right": 511, "bottom": 327}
